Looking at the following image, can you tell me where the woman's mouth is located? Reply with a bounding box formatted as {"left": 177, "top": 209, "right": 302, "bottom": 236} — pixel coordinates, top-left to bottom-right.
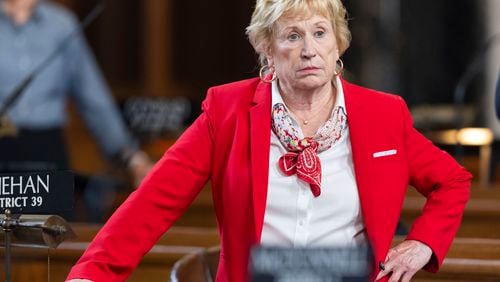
{"left": 300, "top": 66, "right": 319, "bottom": 71}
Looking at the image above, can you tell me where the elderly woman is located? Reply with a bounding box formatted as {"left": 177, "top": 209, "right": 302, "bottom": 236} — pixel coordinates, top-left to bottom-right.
{"left": 67, "top": 0, "right": 470, "bottom": 281}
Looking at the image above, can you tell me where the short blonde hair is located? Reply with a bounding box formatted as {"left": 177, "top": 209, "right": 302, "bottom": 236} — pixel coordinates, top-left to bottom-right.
{"left": 246, "top": 0, "right": 351, "bottom": 66}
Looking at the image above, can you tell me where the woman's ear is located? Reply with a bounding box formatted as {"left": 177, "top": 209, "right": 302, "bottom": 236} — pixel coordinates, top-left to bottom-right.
{"left": 262, "top": 43, "right": 274, "bottom": 66}
{"left": 266, "top": 56, "right": 274, "bottom": 67}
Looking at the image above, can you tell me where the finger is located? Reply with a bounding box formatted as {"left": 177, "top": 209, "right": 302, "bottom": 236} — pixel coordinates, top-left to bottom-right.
{"left": 375, "top": 268, "right": 389, "bottom": 281}
{"left": 388, "top": 268, "right": 406, "bottom": 282}
{"left": 376, "top": 259, "right": 396, "bottom": 281}
{"left": 386, "top": 248, "right": 397, "bottom": 261}
{"left": 375, "top": 254, "right": 397, "bottom": 280}
{"left": 379, "top": 261, "right": 386, "bottom": 271}
{"left": 377, "top": 248, "right": 397, "bottom": 281}
{"left": 400, "top": 270, "right": 416, "bottom": 282}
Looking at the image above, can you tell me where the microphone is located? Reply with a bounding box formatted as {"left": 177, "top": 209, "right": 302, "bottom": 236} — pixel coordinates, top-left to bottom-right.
{"left": 0, "top": 1, "right": 106, "bottom": 119}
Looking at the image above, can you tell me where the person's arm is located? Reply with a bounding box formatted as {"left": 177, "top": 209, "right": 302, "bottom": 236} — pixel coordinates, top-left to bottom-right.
{"left": 377, "top": 97, "right": 471, "bottom": 281}
{"left": 66, "top": 91, "right": 216, "bottom": 281}
{"left": 65, "top": 26, "right": 135, "bottom": 157}
{"left": 64, "top": 19, "right": 152, "bottom": 183}
{"left": 402, "top": 96, "right": 471, "bottom": 271}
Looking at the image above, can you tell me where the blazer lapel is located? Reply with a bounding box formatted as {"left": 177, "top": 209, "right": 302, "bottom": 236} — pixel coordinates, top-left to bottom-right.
{"left": 249, "top": 81, "right": 272, "bottom": 243}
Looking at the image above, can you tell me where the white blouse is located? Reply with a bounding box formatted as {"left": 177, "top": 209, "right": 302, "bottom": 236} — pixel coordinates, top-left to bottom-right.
{"left": 261, "top": 76, "right": 367, "bottom": 247}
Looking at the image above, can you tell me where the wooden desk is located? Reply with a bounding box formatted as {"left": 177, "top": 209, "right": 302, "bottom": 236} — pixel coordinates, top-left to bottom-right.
{"left": 392, "top": 237, "right": 500, "bottom": 281}
{"left": 0, "top": 225, "right": 219, "bottom": 282}
{"left": 401, "top": 187, "right": 500, "bottom": 238}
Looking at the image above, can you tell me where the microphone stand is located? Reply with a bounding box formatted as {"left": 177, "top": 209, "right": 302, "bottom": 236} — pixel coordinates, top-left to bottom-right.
{"left": 0, "top": 1, "right": 106, "bottom": 139}
{"left": 1, "top": 210, "right": 14, "bottom": 282}
{"left": 0, "top": 210, "right": 76, "bottom": 282}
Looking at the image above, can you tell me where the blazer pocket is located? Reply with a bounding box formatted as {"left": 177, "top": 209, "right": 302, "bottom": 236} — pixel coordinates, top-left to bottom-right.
{"left": 372, "top": 149, "right": 398, "bottom": 159}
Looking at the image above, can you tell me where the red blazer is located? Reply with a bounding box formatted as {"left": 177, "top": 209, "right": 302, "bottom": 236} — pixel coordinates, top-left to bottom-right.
{"left": 67, "top": 78, "right": 471, "bottom": 282}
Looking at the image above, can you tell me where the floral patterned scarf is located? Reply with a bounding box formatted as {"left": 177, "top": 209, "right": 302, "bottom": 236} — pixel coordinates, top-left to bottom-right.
{"left": 271, "top": 103, "right": 347, "bottom": 197}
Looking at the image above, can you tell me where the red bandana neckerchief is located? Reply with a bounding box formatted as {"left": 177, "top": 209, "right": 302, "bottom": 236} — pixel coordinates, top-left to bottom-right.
{"left": 271, "top": 103, "right": 347, "bottom": 197}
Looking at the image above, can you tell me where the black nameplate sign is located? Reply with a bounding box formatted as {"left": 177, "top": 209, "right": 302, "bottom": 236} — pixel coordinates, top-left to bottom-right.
{"left": 0, "top": 171, "right": 74, "bottom": 214}
{"left": 251, "top": 246, "right": 372, "bottom": 282}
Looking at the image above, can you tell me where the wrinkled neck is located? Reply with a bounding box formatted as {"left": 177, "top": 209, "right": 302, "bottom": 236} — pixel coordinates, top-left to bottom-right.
{"left": 278, "top": 79, "right": 336, "bottom": 111}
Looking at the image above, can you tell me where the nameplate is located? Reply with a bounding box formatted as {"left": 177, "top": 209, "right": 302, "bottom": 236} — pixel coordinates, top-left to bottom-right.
{"left": 250, "top": 246, "right": 371, "bottom": 282}
{"left": 0, "top": 171, "right": 74, "bottom": 214}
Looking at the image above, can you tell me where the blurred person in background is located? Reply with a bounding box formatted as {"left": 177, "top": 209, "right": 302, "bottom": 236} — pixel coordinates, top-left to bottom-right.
{"left": 0, "top": 0, "right": 153, "bottom": 220}
{"left": 496, "top": 74, "right": 500, "bottom": 119}
{"left": 67, "top": 0, "right": 471, "bottom": 281}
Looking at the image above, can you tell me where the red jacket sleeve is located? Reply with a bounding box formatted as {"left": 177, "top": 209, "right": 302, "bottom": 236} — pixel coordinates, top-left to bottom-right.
{"left": 399, "top": 97, "right": 472, "bottom": 272}
{"left": 66, "top": 90, "right": 217, "bottom": 282}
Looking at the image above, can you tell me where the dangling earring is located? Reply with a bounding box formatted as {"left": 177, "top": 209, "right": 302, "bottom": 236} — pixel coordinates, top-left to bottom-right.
{"left": 333, "top": 59, "right": 344, "bottom": 76}
{"left": 259, "top": 64, "right": 277, "bottom": 83}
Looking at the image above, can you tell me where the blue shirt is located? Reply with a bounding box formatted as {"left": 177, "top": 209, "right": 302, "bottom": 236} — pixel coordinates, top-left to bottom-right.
{"left": 0, "top": 1, "right": 136, "bottom": 156}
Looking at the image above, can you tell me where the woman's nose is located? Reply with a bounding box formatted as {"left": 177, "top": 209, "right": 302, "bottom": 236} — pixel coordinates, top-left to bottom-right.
{"left": 301, "top": 36, "right": 317, "bottom": 59}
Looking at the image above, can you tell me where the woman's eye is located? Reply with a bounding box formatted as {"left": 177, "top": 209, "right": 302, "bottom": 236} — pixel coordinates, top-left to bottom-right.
{"left": 287, "top": 33, "right": 300, "bottom": 41}
{"left": 314, "top": 30, "right": 325, "bottom": 37}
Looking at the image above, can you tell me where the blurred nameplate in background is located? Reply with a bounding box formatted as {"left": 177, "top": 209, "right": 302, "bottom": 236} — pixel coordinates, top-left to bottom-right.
{"left": 0, "top": 171, "right": 73, "bottom": 214}
{"left": 123, "top": 97, "right": 192, "bottom": 140}
{"left": 250, "top": 246, "right": 372, "bottom": 282}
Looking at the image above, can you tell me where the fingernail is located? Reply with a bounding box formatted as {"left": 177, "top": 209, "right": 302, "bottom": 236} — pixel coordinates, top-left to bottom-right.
{"left": 379, "top": 261, "right": 385, "bottom": 271}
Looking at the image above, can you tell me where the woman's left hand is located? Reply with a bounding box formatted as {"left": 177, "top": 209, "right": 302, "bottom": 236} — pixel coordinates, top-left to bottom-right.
{"left": 376, "top": 240, "right": 433, "bottom": 282}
